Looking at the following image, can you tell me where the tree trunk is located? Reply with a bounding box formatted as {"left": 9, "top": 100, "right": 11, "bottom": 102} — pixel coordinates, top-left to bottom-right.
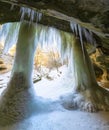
{"left": 61, "top": 37, "right": 109, "bottom": 112}
{"left": 0, "top": 21, "right": 37, "bottom": 126}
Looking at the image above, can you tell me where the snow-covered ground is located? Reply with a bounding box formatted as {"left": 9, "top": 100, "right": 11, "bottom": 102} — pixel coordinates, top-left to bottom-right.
{"left": 0, "top": 66, "right": 109, "bottom": 130}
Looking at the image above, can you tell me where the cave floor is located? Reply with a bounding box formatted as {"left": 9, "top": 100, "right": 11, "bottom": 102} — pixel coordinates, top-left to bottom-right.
{"left": 0, "top": 67, "right": 109, "bottom": 130}
{"left": 1, "top": 109, "right": 109, "bottom": 130}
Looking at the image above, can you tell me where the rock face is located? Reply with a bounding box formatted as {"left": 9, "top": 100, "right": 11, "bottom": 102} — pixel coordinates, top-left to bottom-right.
{"left": 0, "top": 0, "right": 109, "bottom": 33}
{"left": 93, "top": 63, "right": 103, "bottom": 81}
{"left": 91, "top": 48, "right": 109, "bottom": 86}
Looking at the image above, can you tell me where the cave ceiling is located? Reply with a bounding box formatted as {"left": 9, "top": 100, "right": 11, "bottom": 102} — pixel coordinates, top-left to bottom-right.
{"left": 0, "top": 0, "right": 109, "bottom": 52}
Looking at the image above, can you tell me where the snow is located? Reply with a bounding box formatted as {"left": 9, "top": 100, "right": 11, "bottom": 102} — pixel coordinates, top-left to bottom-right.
{"left": 0, "top": 66, "right": 109, "bottom": 130}
{"left": 1, "top": 110, "right": 109, "bottom": 130}
{"left": 35, "top": 66, "right": 73, "bottom": 100}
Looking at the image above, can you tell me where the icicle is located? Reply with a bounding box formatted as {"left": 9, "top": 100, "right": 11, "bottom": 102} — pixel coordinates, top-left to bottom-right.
{"left": 36, "top": 12, "right": 42, "bottom": 22}
{"left": 30, "top": 10, "right": 35, "bottom": 23}
{"left": 70, "top": 21, "right": 78, "bottom": 36}
{"left": 82, "top": 28, "right": 96, "bottom": 45}
{"left": 0, "top": 23, "right": 11, "bottom": 50}
{"left": 10, "top": 4, "right": 15, "bottom": 10}
{"left": 38, "top": 25, "right": 61, "bottom": 53}
{"left": 59, "top": 31, "right": 68, "bottom": 59}
{"left": 20, "top": 7, "right": 42, "bottom": 23}
{"left": 70, "top": 21, "right": 97, "bottom": 46}
{"left": 47, "top": 28, "right": 61, "bottom": 48}
{"left": 70, "top": 21, "right": 98, "bottom": 63}
{"left": 74, "top": 23, "right": 78, "bottom": 36}
{"left": 20, "top": 7, "right": 25, "bottom": 21}
{"left": 70, "top": 22, "right": 75, "bottom": 33}
{"left": 78, "top": 24, "right": 86, "bottom": 62}
{"left": 0, "top": 22, "right": 20, "bottom": 53}
{"left": 38, "top": 26, "right": 48, "bottom": 48}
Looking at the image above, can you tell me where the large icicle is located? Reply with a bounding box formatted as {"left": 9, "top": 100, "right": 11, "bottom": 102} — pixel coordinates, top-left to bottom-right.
{"left": 0, "top": 21, "right": 39, "bottom": 126}
{"left": 60, "top": 23, "right": 109, "bottom": 112}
